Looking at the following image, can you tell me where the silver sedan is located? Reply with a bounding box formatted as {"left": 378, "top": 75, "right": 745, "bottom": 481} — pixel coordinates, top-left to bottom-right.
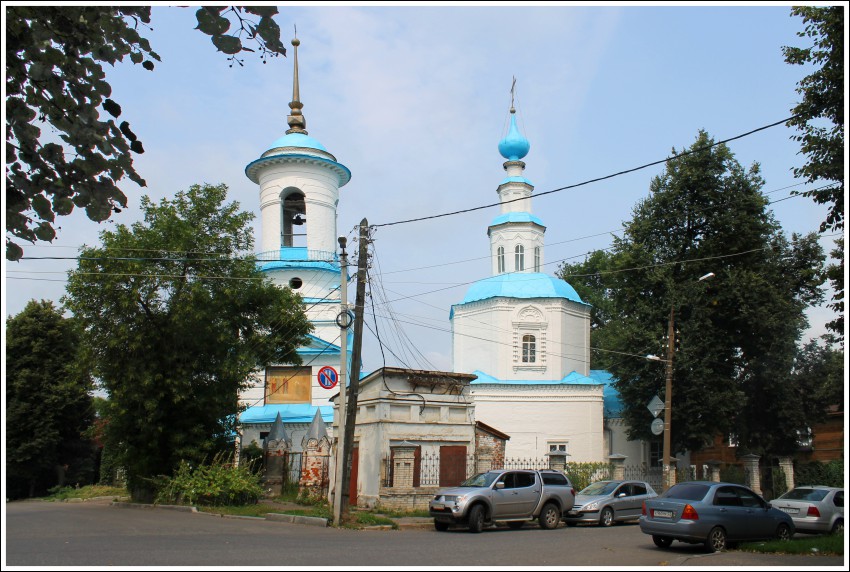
{"left": 772, "top": 486, "right": 844, "bottom": 534}
{"left": 564, "top": 480, "right": 658, "bottom": 526}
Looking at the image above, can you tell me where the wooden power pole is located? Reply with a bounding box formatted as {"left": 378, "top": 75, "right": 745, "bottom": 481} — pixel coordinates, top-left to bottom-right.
{"left": 339, "top": 218, "right": 368, "bottom": 518}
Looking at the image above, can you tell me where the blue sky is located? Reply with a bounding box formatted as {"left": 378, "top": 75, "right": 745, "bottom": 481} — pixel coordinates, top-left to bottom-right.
{"left": 3, "top": 3, "right": 843, "bottom": 374}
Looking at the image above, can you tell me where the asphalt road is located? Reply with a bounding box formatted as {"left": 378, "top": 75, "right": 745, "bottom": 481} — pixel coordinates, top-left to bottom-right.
{"left": 4, "top": 500, "right": 846, "bottom": 568}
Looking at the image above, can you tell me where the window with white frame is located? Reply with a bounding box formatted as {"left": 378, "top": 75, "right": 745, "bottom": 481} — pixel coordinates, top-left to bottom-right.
{"left": 548, "top": 442, "right": 568, "bottom": 454}
{"left": 534, "top": 246, "right": 541, "bottom": 272}
{"left": 515, "top": 244, "right": 524, "bottom": 271}
{"left": 497, "top": 246, "right": 505, "bottom": 274}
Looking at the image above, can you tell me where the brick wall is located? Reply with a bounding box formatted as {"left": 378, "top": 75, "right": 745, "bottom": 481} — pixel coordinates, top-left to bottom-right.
{"left": 377, "top": 487, "right": 441, "bottom": 512}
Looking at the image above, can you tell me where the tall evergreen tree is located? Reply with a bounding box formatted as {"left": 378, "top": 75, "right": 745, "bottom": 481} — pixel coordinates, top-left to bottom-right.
{"left": 63, "top": 183, "right": 313, "bottom": 499}
{"left": 559, "top": 131, "right": 825, "bottom": 456}
{"left": 6, "top": 300, "right": 95, "bottom": 498}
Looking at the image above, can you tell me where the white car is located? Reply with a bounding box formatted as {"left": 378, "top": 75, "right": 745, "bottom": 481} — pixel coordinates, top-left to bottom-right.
{"left": 772, "top": 486, "right": 844, "bottom": 534}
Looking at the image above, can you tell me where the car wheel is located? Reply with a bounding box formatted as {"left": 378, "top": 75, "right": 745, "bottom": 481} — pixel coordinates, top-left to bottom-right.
{"left": 507, "top": 521, "right": 524, "bottom": 530}
{"left": 652, "top": 535, "right": 673, "bottom": 549}
{"left": 704, "top": 526, "right": 727, "bottom": 553}
{"left": 599, "top": 507, "right": 615, "bottom": 527}
{"left": 434, "top": 520, "right": 450, "bottom": 532}
{"left": 538, "top": 502, "right": 561, "bottom": 530}
{"left": 467, "top": 504, "right": 485, "bottom": 533}
{"left": 831, "top": 519, "right": 843, "bottom": 535}
{"left": 775, "top": 523, "right": 792, "bottom": 541}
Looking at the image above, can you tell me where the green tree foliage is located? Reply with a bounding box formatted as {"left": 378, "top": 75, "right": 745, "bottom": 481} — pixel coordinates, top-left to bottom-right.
{"left": 783, "top": 6, "right": 844, "bottom": 341}
{"left": 790, "top": 340, "right": 844, "bottom": 420}
{"left": 5, "top": 6, "right": 286, "bottom": 261}
{"left": 62, "top": 183, "right": 313, "bottom": 499}
{"left": 558, "top": 131, "right": 826, "bottom": 457}
{"left": 5, "top": 300, "right": 95, "bottom": 499}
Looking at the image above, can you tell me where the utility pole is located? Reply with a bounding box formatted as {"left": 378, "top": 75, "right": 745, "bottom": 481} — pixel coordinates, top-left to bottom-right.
{"left": 662, "top": 304, "right": 675, "bottom": 492}
{"left": 332, "top": 237, "right": 350, "bottom": 526}
{"left": 340, "top": 218, "right": 368, "bottom": 518}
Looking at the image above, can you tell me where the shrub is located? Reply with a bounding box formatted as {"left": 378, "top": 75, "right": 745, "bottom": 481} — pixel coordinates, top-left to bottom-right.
{"left": 154, "top": 452, "right": 264, "bottom": 507}
{"left": 795, "top": 460, "right": 844, "bottom": 488}
{"left": 565, "top": 462, "right": 614, "bottom": 491}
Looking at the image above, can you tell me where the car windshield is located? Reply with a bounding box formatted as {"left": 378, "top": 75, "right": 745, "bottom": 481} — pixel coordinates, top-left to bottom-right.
{"left": 662, "top": 483, "right": 710, "bottom": 501}
{"left": 580, "top": 481, "right": 619, "bottom": 496}
{"left": 779, "top": 488, "right": 829, "bottom": 501}
{"left": 460, "top": 472, "right": 500, "bottom": 488}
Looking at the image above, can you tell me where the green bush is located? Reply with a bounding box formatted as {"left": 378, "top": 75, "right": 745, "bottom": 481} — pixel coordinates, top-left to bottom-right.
{"left": 565, "top": 462, "right": 613, "bottom": 491}
{"left": 154, "top": 452, "right": 264, "bottom": 507}
{"left": 795, "top": 460, "right": 844, "bottom": 488}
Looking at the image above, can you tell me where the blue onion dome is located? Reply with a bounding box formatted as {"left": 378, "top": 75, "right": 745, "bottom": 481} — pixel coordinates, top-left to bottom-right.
{"left": 498, "top": 111, "right": 530, "bottom": 161}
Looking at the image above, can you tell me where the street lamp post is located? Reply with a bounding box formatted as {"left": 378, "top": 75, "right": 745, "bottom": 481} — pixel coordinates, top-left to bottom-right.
{"left": 659, "top": 272, "right": 714, "bottom": 492}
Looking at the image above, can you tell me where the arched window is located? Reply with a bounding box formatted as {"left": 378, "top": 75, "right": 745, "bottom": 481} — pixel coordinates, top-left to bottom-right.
{"left": 515, "top": 244, "right": 524, "bottom": 271}
{"left": 282, "top": 191, "right": 306, "bottom": 247}
{"left": 522, "top": 334, "right": 536, "bottom": 363}
{"left": 497, "top": 246, "right": 505, "bottom": 274}
{"left": 534, "top": 247, "right": 541, "bottom": 272}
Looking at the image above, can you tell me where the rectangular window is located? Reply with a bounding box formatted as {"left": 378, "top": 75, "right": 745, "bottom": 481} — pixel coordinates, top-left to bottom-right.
{"left": 649, "top": 441, "right": 662, "bottom": 466}
{"left": 548, "top": 442, "right": 568, "bottom": 453}
{"left": 522, "top": 334, "right": 536, "bottom": 363}
{"left": 266, "top": 367, "right": 311, "bottom": 404}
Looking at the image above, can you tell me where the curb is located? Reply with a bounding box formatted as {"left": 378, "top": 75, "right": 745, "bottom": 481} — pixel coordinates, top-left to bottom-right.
{"left": 111, "top": 501, "right": 197, "bottom": 513}
{"left": 265, "top": 513, "right": 329, "bottom": 527}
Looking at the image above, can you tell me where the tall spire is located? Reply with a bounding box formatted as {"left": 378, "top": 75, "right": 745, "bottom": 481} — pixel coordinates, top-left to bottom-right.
{"left": 286, "top": 31, "right": 307, "bottom": 135}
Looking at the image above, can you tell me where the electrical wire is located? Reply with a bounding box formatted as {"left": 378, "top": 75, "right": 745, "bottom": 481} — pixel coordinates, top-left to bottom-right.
{"left": 372, "top": 115, "right": 800, "bottom": 228}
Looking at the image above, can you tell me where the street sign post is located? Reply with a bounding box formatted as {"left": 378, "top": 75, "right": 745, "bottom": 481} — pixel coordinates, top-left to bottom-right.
{"left": 651, "top": 418, "right": 664, "bottom": 435}
{"left": 646, "top": 395, "right": 664, "bottom": 418}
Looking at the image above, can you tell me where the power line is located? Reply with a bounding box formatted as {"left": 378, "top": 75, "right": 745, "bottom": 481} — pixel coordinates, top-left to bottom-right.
{"left": 372, "top": 115, "right": 800, "bottom": 228}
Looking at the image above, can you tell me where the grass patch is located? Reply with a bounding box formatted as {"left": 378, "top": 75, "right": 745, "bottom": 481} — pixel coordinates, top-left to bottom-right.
{"left": 738, "top": 533, "right": 844, "bottom": 556}
{"left": 45, "top": 485, "right": 129, "bottom": 501}
{"left": 352, "top": 512, "right": 397, "bottom": 527}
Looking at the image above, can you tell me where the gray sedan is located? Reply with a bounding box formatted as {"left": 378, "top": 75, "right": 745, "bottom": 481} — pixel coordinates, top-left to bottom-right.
{"left": 772, "top": 486, "right": 844, "bottom": 534}
{"left": 640, "top": 481, "right": 794, "bottom": 552}
{"left": 564, "top": 480, "right": 658, "bottom": 526}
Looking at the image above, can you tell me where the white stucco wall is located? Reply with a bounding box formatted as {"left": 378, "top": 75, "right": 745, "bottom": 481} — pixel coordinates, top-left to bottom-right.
{"left": 471, "top": 383, "right": 604, "bottom": 461}
{"left": 452, "top": 297, "right": 591, "bottom": 380}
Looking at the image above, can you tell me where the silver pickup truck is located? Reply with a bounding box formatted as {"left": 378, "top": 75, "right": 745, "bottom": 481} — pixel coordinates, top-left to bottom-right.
{"left": 429, "top": 469, "right": 576, "bottom": 532}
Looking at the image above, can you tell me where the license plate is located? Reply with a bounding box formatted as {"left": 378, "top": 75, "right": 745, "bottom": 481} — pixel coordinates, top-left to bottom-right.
{"left": 779, "top": 507, "right": 798, "bottom": 514}
{"left": 653, "top": 510, "right": 673, "bottom": 518}
{"left": 432, "top": 503, "right": 444, "bottom": 509}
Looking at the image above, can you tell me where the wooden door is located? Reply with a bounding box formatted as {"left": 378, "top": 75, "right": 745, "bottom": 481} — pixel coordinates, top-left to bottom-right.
{"left": 439, "top": 445, "right": 467, "bottom": 487}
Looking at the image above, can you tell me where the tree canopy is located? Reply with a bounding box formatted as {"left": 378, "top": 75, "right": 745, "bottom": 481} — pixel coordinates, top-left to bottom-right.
{"left": 62, "top": 183, "right": 312, "bottom": 498}
{"left": 6, "top": 300, "right": 96, "bottom": 499}
{"left": 558, "top": 131, "right": 826, "bottom": 457}
{"left": 783, "top": 6, "right": 844, "bottom": 342}
{"left": 6, "top": 6, "right": 286, "bottom": 261}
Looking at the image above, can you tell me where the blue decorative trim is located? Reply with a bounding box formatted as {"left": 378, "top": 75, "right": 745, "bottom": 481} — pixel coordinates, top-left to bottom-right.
{"left": 245, "top": 153, "right": 351, "bottom": 187}
{"left": 489, "top": 212, "right": 545, "bottom": 227}
{"left": 469, "top": 370, "right": 601, "bottom": 386}
{"left": 499, "top": 176, "right": 534, "bottom": 187}
{"left": 240, "top": 404, "right": 333, "bottom": 424}
{"left": 454, "top": 272, "right": 587, "bottom": 306}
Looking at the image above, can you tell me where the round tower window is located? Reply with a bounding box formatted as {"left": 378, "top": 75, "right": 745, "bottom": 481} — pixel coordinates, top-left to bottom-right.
{"left": 289, "top": 277, "right": 303, "bottom": 290}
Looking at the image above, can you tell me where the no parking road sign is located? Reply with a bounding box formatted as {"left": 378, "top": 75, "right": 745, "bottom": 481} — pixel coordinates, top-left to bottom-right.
{"left": 317, "top": 366, "right": 339, "bottom": 390}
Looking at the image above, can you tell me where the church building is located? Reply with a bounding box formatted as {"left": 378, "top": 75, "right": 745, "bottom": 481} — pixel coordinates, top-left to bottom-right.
{"left": 237, "top": 37, "right": 350, "bottom": 451}
{"left": 450, "top": 99, "right": 606, "bottom": 461}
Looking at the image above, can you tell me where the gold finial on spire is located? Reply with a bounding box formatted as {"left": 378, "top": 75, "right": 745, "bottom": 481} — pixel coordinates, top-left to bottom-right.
{"left": 510, "top": 76, "right": 516, "bottom": 114}
{"left": 286, "top": 26, "right": 307, "bottom": 135}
